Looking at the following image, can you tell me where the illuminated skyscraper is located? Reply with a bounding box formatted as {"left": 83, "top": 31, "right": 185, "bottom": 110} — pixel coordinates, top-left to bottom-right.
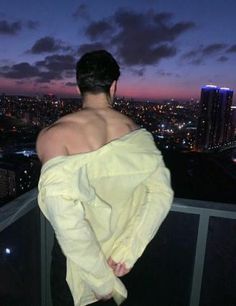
{"left": 196, "top": 85, "right": 234, "bottom": 151}
{"left": 219, "top": 88, "right": 234, "bottom": 144}
{"left": 231, "top": 106, "right": 236, "bottom": 139}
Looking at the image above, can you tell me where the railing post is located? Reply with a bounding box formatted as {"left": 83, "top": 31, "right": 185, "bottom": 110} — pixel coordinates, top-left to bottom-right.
{"left": 40, "top": 213, "right": 54, "bottom": 306}
{"left": 189, "top": 213, "right": 209, "bottom": 306}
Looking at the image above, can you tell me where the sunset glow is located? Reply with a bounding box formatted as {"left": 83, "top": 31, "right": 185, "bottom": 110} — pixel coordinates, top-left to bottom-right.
{"left": 0, "top": 0, "right": 235, "bottom": 102}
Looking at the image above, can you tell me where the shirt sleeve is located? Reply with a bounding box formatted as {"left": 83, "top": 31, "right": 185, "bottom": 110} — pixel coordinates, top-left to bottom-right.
{"left": 44, "top": 193, "right": 117, "bottom": 295}
{"left": 110, "top": 156, "right": 174, "bottom": 269}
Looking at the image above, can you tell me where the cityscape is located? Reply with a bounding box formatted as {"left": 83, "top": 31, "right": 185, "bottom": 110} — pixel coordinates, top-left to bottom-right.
{"left": 0, "top": 84, "right": 235, "bottom": 206}
{"left": 1, "top": 2, "right": 236, "bottom": 305}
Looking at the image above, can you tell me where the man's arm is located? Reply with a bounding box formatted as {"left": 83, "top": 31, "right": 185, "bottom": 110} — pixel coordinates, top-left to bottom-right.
{"left": 37, "top": 127, "right": 124, "bottom": 300}
{"left": 36, "top": 124, "right": 68, "bottom": 164}
{"left": 109, "top": 155, "right": 173, "bottom": 270}
{"left": 40, "top": 193, "right": 117, "bottom": 297}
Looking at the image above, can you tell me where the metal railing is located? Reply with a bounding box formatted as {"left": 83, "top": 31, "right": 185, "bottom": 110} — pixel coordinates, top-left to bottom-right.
{"left": 1, "top": 189, "right": 236, "bottom": 306}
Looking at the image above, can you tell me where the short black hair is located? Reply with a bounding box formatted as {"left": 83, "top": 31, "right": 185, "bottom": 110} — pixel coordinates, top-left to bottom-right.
{"left": 76, "top": 50, "right": 120, "bottom": 96}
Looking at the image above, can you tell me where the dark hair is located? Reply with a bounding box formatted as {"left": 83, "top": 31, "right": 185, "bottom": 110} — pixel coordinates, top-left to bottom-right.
{"left": 76, "top": 50, "right": 120, "bottom": 96}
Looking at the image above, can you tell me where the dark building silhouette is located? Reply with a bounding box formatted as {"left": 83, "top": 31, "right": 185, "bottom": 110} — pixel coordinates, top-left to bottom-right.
{"left": 231, "top": 106, "right": 236, "bottom": 139}
{"left": 196, "top": 85, "right": 234, "bottom": 151}
{"left": 0, "top": 165, "right": 16, "bottom": 201}
{"left": 0, "top": 156, "right": 41, "bottom": 206}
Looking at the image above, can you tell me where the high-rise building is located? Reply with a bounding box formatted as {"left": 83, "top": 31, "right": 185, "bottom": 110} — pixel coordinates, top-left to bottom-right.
{"left": 231, "top": 106, "right": 236, "bottom": 139}
{"left": 0, "top": 165, "right": 16, "bottom": 203}
{"left": 0, "top": 156, "right": 41, "bottom": 206}
{"left": 196, "top": 85, "right": 234, "bottom": 151}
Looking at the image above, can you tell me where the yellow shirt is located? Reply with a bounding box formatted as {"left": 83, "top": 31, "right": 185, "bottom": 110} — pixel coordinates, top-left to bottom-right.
{"left": 37, "top": 128, "right": 173, "bottom": 306}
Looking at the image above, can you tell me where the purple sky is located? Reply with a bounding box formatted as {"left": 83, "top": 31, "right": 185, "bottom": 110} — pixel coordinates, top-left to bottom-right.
{"left": 0, "top": 0, "right": 236, "bottom": 102}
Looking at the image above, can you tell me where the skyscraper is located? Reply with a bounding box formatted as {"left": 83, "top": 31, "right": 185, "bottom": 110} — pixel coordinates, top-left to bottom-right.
{"left": 196, "top": 85, "right": 234, "bottom": 151}
{"left": 219, "top": 88, "right": 234, "bottom": 144}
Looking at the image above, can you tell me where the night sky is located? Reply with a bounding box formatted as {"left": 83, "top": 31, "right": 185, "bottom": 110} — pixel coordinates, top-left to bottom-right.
{"left": 0, "top": 0, "right": 236, "bottom": 102}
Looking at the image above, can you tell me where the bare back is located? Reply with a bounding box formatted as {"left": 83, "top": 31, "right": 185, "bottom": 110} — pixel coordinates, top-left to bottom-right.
{"left": 36, "top": 107, "right": 138, "bottom": 164}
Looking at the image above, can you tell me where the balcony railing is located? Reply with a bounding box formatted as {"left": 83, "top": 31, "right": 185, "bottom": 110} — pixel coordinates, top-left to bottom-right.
{"left": 1, "top": 189, "right": 236, "bottom": 306}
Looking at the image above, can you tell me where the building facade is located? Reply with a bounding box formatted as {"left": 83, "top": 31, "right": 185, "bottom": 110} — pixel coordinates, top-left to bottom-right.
{"left": 0, "top": 166, "right": 16, "bottom": 204}
{"left": 196, "top": 85, "right": 234, "bottom": 151}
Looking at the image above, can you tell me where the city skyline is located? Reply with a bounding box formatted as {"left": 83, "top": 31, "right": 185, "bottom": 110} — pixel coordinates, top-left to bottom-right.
{"left": 0, "top": 0, "right": 236, "bottom": 102}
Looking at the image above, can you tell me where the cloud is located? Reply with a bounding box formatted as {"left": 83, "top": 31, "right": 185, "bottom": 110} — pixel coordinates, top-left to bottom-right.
{"left": 0, "top": 64, "right": 10, "bottom": 72}
{"left": 78, "top": 42, "right": 107, "bottom": 55}
{"left": 152, "top": 12, "right": 173, "bottom": 24}
{"left": 29, "top": 36, "right": 71, "bottom": 54}
{"left": 36, "top": 54, "right": 76, "bottom": 71}
{"left": 85, "top": 20, "right": 113, "bottom": 40}
{"left": 182, "top": 43, "right": 227, "bottom": 65}
{"left": 129, "top": 67, "right": 146, "bottom": 77}
{"left": 26, "top": 20, "right": 40, "bottom": 30}
{"left": 38, "top": 85, "right": 50, "bottom": 90}
{"left": 82, "top": 9, "right": 195, "bottom": 67}
{"left": 36, "top": 71, "right": 63, "bottom": 83}
{"left": 0, "top": 54, "right": 76, "bottom": 83}
{"left": 158, "top": 70, "right": 179, "bottom": 77}
{"left": 0, "top": 19, "right": 38, "bottom": 35}
{"left": 0, "top": 20, "right": 22, "bottom": 35}
{"left": 217, "top": 56, "right": 228, "bottom": 62}
{"left": 118, "top": 43, "right": 176, "bottom": 66}
{"left": 201, "top": 43, "right": 226, "bottom": 55}
{"left": 183, "top": 49, "right": 198, "bottom": 59}
{"left": 73, "top": 3, "right": 90, "bottom": 20}
{"left": 0, "top": 62, "right": 39, "bottom": 78}
{"left": 65, "top": 82, "right": 77, "bottom": 87}
{"left": 112, "top": 9, "right": 190, "bottom": 65}
{"left": 159, "top": 71, "right": 172, "bottom": 77}
{"left": 227, "top": 44, "right": 236, "bottom": 53}
{"left": 15, "top": 80, "right": 25, "bottom": 85}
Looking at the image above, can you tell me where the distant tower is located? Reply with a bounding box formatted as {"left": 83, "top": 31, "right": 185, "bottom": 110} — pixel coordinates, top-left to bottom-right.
{"left": 219, "top": 88, "right": 234, "bottom": 144}
{"left": 231, "top": 106, "right": 236, "bottom": 139}
{"left": 196, "top": 85, "right": 234, "bottom": 151}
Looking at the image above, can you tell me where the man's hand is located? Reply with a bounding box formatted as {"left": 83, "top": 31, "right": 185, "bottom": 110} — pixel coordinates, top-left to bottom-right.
{"left": 107, "top": 257, "right": 130, "bottom": 277}
{"left": 95, "top": 292, "right": 113, "bottom": 301}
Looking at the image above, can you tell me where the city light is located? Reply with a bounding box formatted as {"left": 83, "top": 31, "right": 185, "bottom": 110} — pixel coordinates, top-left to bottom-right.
{"left": 0, "top": 89, "right": 235, "bottom": 206}
{"left": 220, "top": 87, "right": 230, "bottom": 91}
{"left": 204, "top": 85, "right": 218, "bottom": 88}
{"left": 5, "top": 248, "right": 11, "bottom": 254}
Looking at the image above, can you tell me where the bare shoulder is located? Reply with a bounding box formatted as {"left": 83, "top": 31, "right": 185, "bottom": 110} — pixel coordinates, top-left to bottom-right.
{"left": 36, "top": 121, "right": 68, "bottom": 164}
{"left": 110, "top": 108, "right": 139, "bottom": 130}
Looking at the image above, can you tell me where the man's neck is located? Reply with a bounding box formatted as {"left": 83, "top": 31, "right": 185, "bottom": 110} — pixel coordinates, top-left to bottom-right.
{"left": 82, "top": 93, "right": 113, "bottom": 110}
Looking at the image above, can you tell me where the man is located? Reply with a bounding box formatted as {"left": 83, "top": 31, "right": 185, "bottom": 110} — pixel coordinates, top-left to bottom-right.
{"left": 37, "top": 50, "right": 173, "bottom": 306}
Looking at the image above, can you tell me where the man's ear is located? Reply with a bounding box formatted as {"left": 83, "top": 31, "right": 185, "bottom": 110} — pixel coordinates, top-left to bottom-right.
{"left": 110, "top": 81, "right": 117, "bottom": 98}
{"left": 76, "top": 86, "right": 81, "bottom": 95}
